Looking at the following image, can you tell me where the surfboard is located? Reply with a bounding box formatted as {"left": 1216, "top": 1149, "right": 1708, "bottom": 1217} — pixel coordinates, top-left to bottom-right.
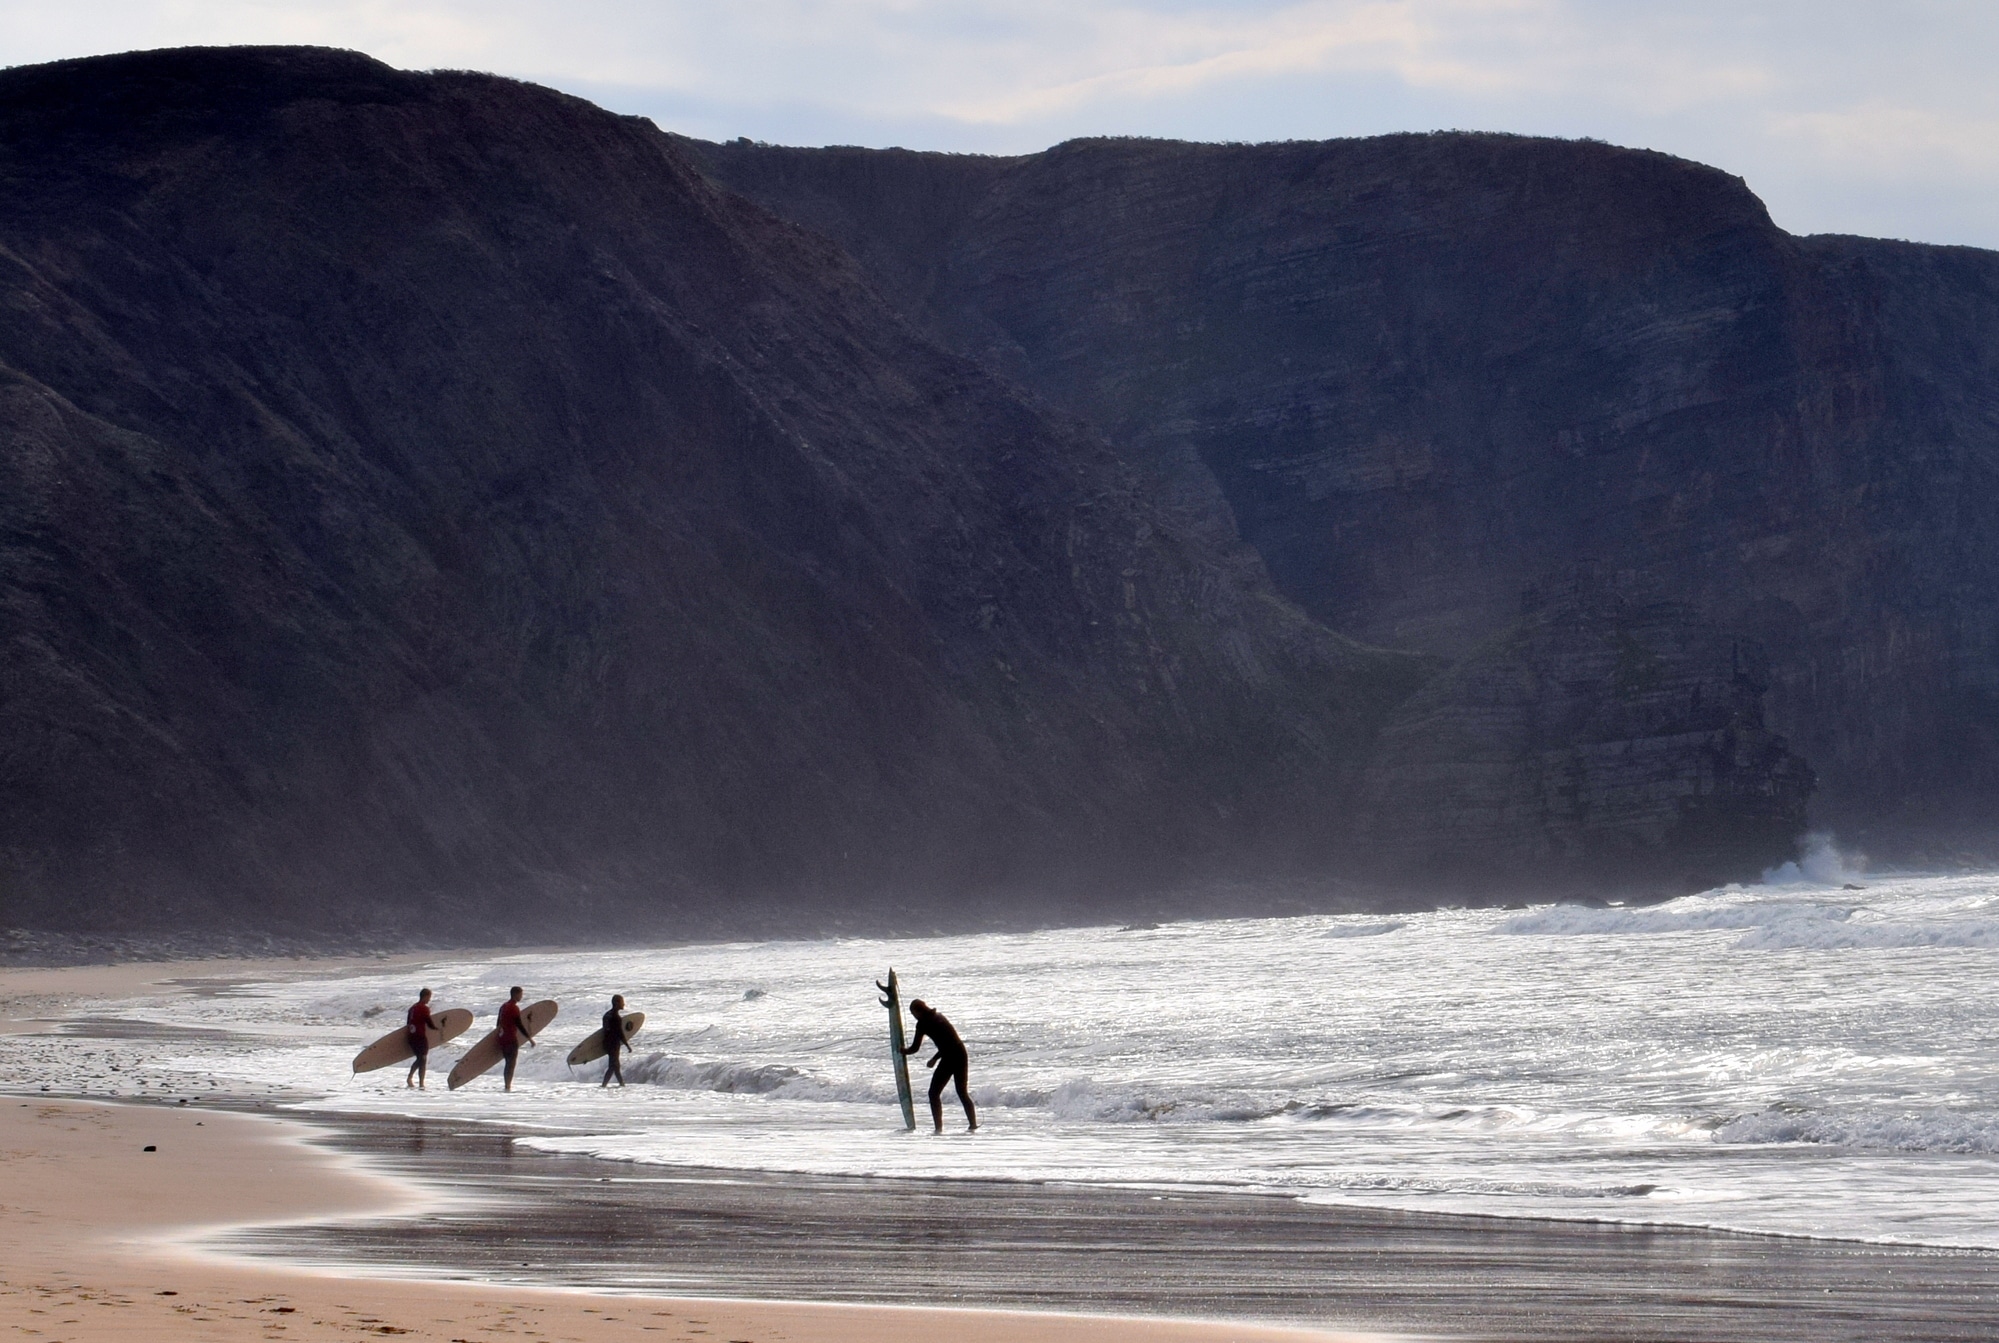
{"left": 351, "top": 1008, "right": 474, "bottom": 1073}
{"left": 567, "top": 1011, "right": 645, "bottom": 1066}
{"left": 877, "top": 969, "right": 916, "bottom": 1130}
{"left": 446, "top": 999, "right": 559, "bottom": 1090}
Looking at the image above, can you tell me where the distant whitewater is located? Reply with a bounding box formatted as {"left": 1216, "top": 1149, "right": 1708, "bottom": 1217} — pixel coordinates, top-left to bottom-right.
{"left": 6, "top": 860, "right": 1998, "bottom": 1249}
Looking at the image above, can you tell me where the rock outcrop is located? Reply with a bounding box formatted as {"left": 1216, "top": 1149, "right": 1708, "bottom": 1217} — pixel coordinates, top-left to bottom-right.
{"left": 683, "top": 132, "right": 1999, "bottom": 868}
{"left": 0, "top": 48, "right": 1432, "bottom": 935}
{"left": 1357, "top": 594, "right": 1814, "bottom": 889}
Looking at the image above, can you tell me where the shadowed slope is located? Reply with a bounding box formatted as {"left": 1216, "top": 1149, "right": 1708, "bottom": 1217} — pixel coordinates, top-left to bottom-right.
{"left": 0, "top": 48, "right": 1426, "bottom": 934}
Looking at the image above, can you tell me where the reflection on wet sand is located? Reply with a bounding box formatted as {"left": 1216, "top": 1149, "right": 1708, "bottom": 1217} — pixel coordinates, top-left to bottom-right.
{"left": 218, "top": 1111, "right": 1999, "bottom": 1343}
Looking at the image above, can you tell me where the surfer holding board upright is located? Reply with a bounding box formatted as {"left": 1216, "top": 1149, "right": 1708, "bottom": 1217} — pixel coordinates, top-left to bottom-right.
{"left": 904, "top": 999, "right": 978, "bottom": 1134}
{"left": 498, "top": 985, "right": 538, "bottom": 1092}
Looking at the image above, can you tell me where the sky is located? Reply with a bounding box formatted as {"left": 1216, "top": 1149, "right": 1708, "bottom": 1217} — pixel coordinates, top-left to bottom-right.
{"left": 2, "top": 2, "right": 1996, "bottom": 249}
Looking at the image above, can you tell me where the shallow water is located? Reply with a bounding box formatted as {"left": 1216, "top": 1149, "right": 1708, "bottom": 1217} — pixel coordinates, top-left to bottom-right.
{"left": 8, "top": 869, "right": 1999, "bottom": 1248}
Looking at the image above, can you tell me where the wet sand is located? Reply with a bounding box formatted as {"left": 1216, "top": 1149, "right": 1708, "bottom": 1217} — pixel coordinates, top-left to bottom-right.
{"left": 228, "top": 1109, "right": 1999, "bottom": 1343}
{"left": 0, "top": 1097, "right": 1381, "bottom": 1342}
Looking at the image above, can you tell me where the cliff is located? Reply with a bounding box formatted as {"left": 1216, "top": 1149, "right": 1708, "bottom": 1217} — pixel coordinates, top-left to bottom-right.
{"left": 682, "top": 132, "right": 1999, "bottom": 870}
{"left": 0, "top": 48, "right": 1432, "bottom": 936}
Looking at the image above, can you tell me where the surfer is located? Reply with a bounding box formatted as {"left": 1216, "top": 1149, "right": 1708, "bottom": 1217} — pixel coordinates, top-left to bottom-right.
{"left": 600, "top": 994, "right": 629, "bottom": 1088}
{"left": 903, "top": 999, "right": 978, "bottom": 1134}
{"left": 404, "top": 988, "right": 437, "bottom": 1089}
{"left": 498, "top": 985, "right": 537, "bottom": 1091}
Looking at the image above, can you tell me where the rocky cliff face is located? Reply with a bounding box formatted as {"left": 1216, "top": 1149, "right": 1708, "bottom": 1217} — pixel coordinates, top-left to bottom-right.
{"left": 0, "top": 48, "right": 1434, "bottom": 935}
{"left": 1357, "top": 595, "right": 1814, "bottom": 889}
{"left": 684, "top": 133, "right": 1999, "bottom": 867}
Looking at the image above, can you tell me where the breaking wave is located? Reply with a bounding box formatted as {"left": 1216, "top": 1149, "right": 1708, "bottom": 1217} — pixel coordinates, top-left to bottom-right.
{"left": 1047, "top": 1078, "right": 1287, "bottom": 1123}
{"left": 1735, "top": 917, "right": 1999, "bottom": 950}
{"left": 596, "top": 1053, "right": 888, "bottom": 1104}
{"left": 1498, "top": 898, "right": 1853, "bottom": 940}
{"left": 1323, "top": 921, "right": 1405, "bottom": 939}
{"left": 1716, "top": 1107, "right": 1999, "bottom": 1153}
{"left": 584, "top": 1060, "right": 1319, "bottom": 1122}
{"left": 1497, "top": 893, "right": 1999, "bottom": 950}
{"left": 1762, "top": 832, "right": 1867, "bottom": 887}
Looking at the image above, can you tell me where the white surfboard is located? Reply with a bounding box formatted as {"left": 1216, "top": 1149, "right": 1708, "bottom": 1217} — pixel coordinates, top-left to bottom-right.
{"left": 351, "top": 1008, "right": 474, "bottom": 1074}
{"left": 878, "top": 970, "right": 916, "bottom": 1130}
{"left": 567, "top": 1011, "right": 645, "bottom": 1066}
{"left": 447, "top": 1000, "right": 559, "bottom": 1090}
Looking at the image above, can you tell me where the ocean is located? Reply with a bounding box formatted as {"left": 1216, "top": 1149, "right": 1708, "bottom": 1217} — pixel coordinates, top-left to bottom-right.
{"left": 9, "top": 860, "right": 1999, "bottom": 1250}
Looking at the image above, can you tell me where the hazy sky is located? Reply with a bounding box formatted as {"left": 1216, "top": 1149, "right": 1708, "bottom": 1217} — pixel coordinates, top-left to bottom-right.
{"left": 4, "top": 2, "right": 1996, "bottom": 248}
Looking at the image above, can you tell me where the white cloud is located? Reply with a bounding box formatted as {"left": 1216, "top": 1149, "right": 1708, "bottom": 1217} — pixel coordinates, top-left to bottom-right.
{"left": 931, "top": 2, "right": 1522, "bottom": 125}
{"left": 1773, "top": 100, "right": 1999, "bottom": 178}
{"left": 1, "top": 1, "right": 1995, "bottom": 246}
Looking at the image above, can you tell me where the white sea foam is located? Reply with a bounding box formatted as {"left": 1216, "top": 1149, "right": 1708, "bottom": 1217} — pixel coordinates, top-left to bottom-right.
{"left": 1503, "top": 895, "right": 1871, "bottom": 951}
{"left": 1717, "top": 1107, "right": 1999, "bottom": 1153}
{"left": 1494, "top": 883, "right": 1996, "bottom": 952}
{"left": 1761, "top": 831, "right": 1868, "bottom": 886}
{"left": 1497, "top": 898, "right": 1852, "bottom": 938}
{"left": 1047, "top": 1077, "right": 1288, "bottom": 1123}
{"left": 5, "top": 870, "right": 1998, "bottom": 1249}
{"left": 615, "top": 1053, "right": 819, "bottom": 1095}
{"left": 1733, "top": 916, "right": 1999, "bottom": 950}
{"left": 1322, "top": 920, "right": 1405, "bottom": 939}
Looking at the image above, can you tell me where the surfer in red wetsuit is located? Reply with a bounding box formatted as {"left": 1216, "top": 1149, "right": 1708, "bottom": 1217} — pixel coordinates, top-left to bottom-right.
{"left": 904, "top": 999, "right": 978, "bottom": 1134}
{"left": 405, "top": 988, "right": 437, "bottom": 1089}
{"left": 497, "top": 985, "right": 537, "bottom": 1092}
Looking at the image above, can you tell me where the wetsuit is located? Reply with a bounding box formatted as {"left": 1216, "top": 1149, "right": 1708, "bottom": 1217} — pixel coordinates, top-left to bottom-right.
{"left": 405, "top": 1001, "right": 435, "bottom": 1058}
{"left": 405, "top": 999, "right": 436, "bottom": 1086}
{"left": 601, "top": 1007, "right": 626, "bottom": 1087}
{"left": 904, "top": 1006, "right": 978, "bottom": 1132}
{"left": 498, "top": 998, "right": 527, "bottom": 1088}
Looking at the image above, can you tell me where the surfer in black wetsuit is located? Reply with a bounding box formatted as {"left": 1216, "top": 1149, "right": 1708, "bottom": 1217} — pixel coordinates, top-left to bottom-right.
{"left": 405, "top": 988, "right": 437, "bottom": 1089}
{"left": 904, "top": 999, "right": 978, "bottom": 1134}
{"left": 601, "top": 994, "right": 629, "bottom": 1088}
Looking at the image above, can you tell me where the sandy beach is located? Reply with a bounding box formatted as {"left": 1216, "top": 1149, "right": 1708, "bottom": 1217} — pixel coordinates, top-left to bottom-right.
{"left": 0, "top": 1096, "right": 1376, "bottom": 1342}
{"left": 0, "top": 960, "right": 1381, "bottom": 1343}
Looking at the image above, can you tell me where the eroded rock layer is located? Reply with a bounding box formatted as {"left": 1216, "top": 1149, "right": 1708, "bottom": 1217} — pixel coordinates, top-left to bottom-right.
{"left": 684, "top": 132, "right": 1999, "bottom": 869}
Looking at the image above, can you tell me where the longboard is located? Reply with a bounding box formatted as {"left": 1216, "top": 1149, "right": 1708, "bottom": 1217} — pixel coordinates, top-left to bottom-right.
{"left": 877, "top": 970, "right": 916, "bottom": 1130}
{"left": 447, "top": 999, "right": 559, "bottom": 1090}
{"left": 352, "top": 1008, "right": 474, "bottom": 1073}
{"left": 567, "top": 1011, "right": 645, "bottom": 1066}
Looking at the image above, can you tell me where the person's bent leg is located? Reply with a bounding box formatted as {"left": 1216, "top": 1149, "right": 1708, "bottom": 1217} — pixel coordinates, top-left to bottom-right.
{"left": 952, "top": 1061, "right": 977, "bottom": 1131}
{"left": 927, "top": 1065, "right": 947, "bottom": 1133}
{"left": 412, "top": 1042, "right": 428, "bottom": 1089}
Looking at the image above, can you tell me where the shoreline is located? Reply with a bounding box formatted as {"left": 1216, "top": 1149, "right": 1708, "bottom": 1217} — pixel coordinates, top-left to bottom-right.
{"left": 212, "top": 1103, "right": 1999, "bottom": 1343}
{"left": 8, "top": 949, "right": 1999, "bottom": 1259}
{"left": 9, "top": 952, "right": 1999, "bottom": 1340}
{"left": 30, "top": 1080, "right": 1998, "bottom": 1257}
{"left": 0, "top": 1096, "right": 1387, "bottom": 1343}
{"left": 2, "top": 959, "right": 1393, "bottom": 1339}
{"left": 276, "top": 1096, "right": 1999, "bottom": 1259}
{"left": 14, "top": 1089, "right": 1999, "bottom": 1343}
